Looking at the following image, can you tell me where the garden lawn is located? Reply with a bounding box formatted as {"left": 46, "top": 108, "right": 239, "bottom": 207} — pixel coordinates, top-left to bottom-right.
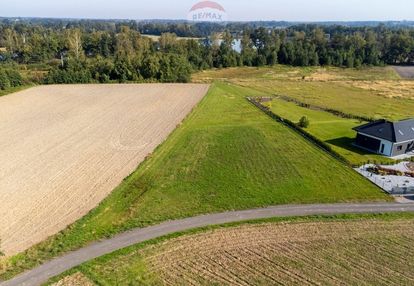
{"left": 0, "top": 82, "right": 389, "bottom": 280}
{"left": 266, "top": 98, "right": 394, "bottom": 165}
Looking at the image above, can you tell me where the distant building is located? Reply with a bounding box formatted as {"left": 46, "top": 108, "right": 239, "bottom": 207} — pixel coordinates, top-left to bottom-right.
{"left": 353, "top": 119, "right": 414, "bottom": 157}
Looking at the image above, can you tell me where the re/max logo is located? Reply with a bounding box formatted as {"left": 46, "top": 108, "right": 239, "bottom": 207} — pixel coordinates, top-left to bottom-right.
{"left": 193, "top": 12, "right": 224, "bottom": 21}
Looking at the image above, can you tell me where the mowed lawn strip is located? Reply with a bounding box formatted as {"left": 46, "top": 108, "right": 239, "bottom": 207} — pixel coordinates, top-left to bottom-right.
{"left": 266, "top": 98, "right": 394, "bottom": 165}
{"left": 0, "top": 82, "right": 388, "bottom": 280}
{"left": 47, "top": 213, "right": 414, "bottom": 286}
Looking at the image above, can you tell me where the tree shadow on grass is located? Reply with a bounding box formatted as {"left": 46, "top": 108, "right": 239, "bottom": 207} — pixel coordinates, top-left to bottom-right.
{"left": 325, "top": 137, "right": 375, "bottom": 156}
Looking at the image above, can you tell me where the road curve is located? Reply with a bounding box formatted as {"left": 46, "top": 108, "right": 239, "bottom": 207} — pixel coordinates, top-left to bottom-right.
{"left": 2, "top": 202, "right": 414, "bottom": 286}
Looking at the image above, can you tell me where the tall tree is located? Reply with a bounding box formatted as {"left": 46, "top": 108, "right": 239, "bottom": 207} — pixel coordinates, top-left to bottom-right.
{"left": 240, "top": 30, "right": 255, "bottom": 66}
{"left": 66, "top": 28, "right": 84, "bottom": 60}
{"left": 115, "top": 26, "right": 134, "bottom": 60}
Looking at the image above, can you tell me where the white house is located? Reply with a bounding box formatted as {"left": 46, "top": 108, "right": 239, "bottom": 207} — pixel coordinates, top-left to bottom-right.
{"left": 353, "top": 119, "right": 414, "bottom": 157}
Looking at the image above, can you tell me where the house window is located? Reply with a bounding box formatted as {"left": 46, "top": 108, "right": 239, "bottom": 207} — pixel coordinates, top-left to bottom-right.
{"left": 397, "top": 145, "right": 403, "bottom": 151}
{"left": 380, "top": 144, "right": 385, "bottom": 154}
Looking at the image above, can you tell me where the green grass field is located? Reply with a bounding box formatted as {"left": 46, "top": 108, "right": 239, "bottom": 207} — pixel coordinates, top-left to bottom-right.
{"left": 47, "top": 213, "right": 414, "bottom": 286}
{"left": 193, "top": 65, "right": 414, "bottom": 165}
{"left": 194, "top": 66, "right": 414, "bottom": 121}
{"left": 0, "top": 82, "right": 388, "bottom": 280}
{"left": 252, "top": 81, "right": 414, "bottom": 121}
{"left": 193, "top": 66, "right": 401, "bottom": 82}
{"left": 265, "top": 98, "right": 394, "bottom": 165}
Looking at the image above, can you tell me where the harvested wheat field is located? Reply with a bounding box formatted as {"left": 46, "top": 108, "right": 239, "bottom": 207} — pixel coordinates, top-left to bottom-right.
{"left": 139, "top": 220, "right": 414, "bottom": 285}
{"left": 0, "top": 83, "right": 209, "bottom": 256}
{"left": 350, "top": 80, "right": 414, "bottom": 99}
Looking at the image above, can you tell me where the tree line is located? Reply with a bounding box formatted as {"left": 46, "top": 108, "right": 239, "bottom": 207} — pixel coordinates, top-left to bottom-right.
{"left": 0, "top": 20, "right": 414, "bottom": 86}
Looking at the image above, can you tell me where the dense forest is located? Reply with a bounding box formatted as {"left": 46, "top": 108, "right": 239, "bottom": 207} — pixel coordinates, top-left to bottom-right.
{"left": 0, "top": 19, "right": 414, "bottom": 88}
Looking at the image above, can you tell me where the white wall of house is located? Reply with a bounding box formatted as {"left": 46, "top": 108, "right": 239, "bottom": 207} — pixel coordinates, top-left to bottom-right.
{"left": 379, "top": 140, "right": 393, "bottom": 156}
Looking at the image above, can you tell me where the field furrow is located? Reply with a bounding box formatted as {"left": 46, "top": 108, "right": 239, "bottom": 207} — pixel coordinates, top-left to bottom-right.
{"left": 0, "top": 84, "right": 209, "bottom": 255}
{"left": 136, "top": 220, "right": 414, "bottom": 285}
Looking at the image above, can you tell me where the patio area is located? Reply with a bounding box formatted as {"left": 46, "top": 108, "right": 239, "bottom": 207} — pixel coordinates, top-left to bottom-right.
{"left": 356, "top": 164, "right": 414, "bottom": 195}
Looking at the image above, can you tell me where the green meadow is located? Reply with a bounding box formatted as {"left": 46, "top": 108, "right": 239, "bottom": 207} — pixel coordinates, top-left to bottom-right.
{"left": 194, "top": 65, "right": 414, "bottom": 121}
{"left": 194, "top": 65, "right": 414, "bottom": 164}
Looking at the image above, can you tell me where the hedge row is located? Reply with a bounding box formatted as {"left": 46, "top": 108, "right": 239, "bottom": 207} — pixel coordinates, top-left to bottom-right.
{"left": 275, "top": 95, "right": 375, "bottom": 123}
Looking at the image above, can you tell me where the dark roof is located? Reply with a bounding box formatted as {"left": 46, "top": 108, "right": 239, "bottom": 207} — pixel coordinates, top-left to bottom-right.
{"left": 354, "top": 119, "right": 414, "bottom": 143}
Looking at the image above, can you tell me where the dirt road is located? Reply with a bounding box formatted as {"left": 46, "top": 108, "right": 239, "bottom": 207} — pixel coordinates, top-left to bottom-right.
{"left": 392, "top": 66, "right": 414, "bottom": 78}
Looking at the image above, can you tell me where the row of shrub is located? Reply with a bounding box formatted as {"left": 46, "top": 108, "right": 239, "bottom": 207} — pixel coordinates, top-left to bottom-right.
{"left": 247, "top": 97, "right": 351, "bottom": 166}
{"left": 44, "top": 68, "right": 92, "bottom": 84}
{"left": 367, "top": 155, "right": 414, "bottom": 167}
{"left": 368, "top": 165, "right": 414, "bottom": 178}
{"left": 0, "top": 69, "right": 23, "bottom": 90}
{"left": 276, "top": 95, "right": 375, "bottom": 123}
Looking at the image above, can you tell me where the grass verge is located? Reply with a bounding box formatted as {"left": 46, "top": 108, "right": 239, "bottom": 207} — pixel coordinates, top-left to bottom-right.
{"left": 0, "top": 85, "right": 33, "bottom": 97}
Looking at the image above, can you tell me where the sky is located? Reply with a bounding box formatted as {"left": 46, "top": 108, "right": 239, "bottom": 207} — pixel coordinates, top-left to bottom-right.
{"left": 1, "top": 0, "right": 413, "bottom": 21}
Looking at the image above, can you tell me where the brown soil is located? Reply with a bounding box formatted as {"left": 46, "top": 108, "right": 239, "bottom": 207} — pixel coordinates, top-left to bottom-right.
{"left": 144, "top": 220, "right": 414, "bottom": 285}
{"left": 0, "top": 84, "right": 209, "bottom": 256}
{"left": 52, "top": 272, "right": 94, "bottom": 286}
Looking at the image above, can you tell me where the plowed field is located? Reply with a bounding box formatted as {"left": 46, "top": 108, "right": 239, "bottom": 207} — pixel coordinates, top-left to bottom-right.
{"left": 146, "top": 220, "right": 414, "bottom": 285}
{"left": 0, "top": 84, "right": 209, "bottom": 255}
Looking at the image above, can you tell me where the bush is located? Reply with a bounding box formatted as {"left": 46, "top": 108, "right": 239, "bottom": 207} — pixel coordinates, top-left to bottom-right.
{"left": 5, "top": 69, "right": 23, "bottom": 87}
{"left": 298, "top": 116, "right": 310, "bottom": 128}
{"left": 90, "top": 57, "right": 115, "bottom": 83}
{"left": 0, "top": 68, "right": 23, "bottom": 90}
{"left": 45, "top": 68, "right": 92, "bottom": 84}
{"left": 159, "top": 53, "right": 192, "bottom": 83}
{"left": 0, "top": 70, "right": 11, "bottom": 90}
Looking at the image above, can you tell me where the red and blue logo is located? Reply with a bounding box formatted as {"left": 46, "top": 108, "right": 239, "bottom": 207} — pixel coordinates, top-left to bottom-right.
{"left": 187, "top": 1, "right": 228, "bottom": 22}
